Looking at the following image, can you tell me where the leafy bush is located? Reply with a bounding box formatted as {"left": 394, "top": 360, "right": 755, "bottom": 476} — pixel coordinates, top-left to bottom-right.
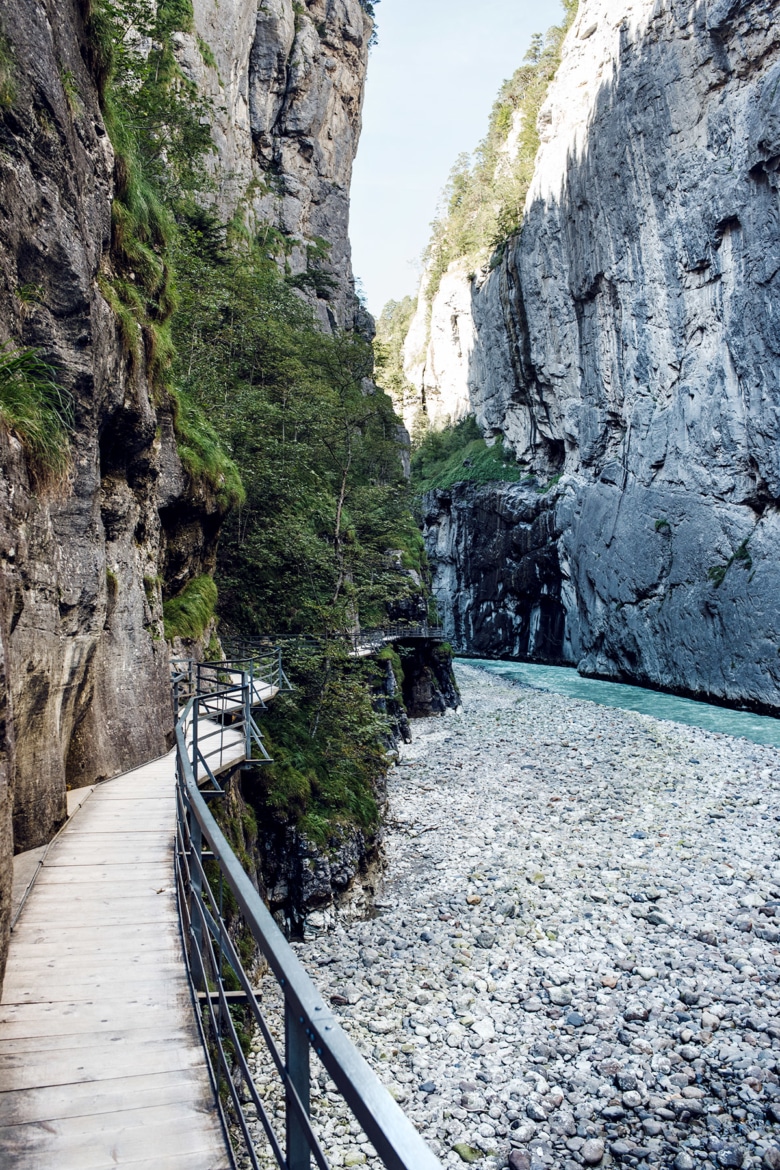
{"left": 374, "top": 295, "right": 417, "bottom": 416}
{"left": 163, "top": 574, "right": 218, "bottom": 640}
{"left": 0, "top": 344, "right": 73, "bottom": 483}
{"left": 411, "top": 416, "right": 525, "bottom": 495}
{"left": 255, "top": 649, "right": 387, "bottom": 843}
{"left": 170, "top": 216, "right": 420, "bottom": 635}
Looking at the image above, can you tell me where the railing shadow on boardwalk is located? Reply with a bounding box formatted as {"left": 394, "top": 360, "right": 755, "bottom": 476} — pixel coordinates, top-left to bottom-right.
{"left": 172, "top": 648, "right": 443, "bottom": 1170}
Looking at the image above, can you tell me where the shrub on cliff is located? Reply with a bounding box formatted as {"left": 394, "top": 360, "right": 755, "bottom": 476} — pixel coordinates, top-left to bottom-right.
{"left": 411, "top": 415, "right": 525, "bottom": 495}
{"left": 422, "top": 0, "right": 578, "bottom": 304}
{"left": 171, "top": 214, "right": 422, "bottom": 636}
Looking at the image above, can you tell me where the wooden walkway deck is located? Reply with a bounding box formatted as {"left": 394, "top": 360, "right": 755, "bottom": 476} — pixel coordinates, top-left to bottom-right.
{"left": 0, "top": 749, "right": 232, "bottom": 1168}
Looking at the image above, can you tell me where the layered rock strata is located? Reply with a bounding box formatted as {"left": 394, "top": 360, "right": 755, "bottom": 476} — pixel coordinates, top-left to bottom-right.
{"left": 420, "top": 0, "right": 780, "bottom": 713}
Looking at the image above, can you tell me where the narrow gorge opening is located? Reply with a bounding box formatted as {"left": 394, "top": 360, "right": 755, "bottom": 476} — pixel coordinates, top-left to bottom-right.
{"left": 1, "top": 2, "right": 780, "bottom": 1169}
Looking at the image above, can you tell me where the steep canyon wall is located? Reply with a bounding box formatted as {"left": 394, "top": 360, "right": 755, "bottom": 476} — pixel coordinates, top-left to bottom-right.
{"left": 184, "top": 0, "right": 372, "bottom": 331}
{"left": 0, "top": 0, "right": 371, "bottom": 985}
{"left": 420, "top": 0, "right": 780, "bottom": 714}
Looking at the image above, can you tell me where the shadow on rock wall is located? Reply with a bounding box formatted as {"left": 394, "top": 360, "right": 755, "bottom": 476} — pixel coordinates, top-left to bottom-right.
{"left": 433, "top": 0, "right": 780, "bottom": 713}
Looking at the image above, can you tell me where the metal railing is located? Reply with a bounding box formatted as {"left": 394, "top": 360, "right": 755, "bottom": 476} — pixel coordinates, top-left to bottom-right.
{"left": 226, "top": 624, "right": 445, "bottom": 660}
{"left": 173, "top": 678, "right": 443, "bottom": 1170}
{"left": 172, "top": 655, "right": 277, "bottom": 791}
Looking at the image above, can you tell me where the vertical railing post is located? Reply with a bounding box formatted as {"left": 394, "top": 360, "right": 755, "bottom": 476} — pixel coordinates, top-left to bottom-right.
{"left": 188, "top": 794, "right": 205, "bottom": 991}
{"left": 278, "top": 644, "right": 283, "bottom": 689}
{"left": 285, "top": 999, "right": 311, "bottom": 1170}
{"left": 192, "top": 696, "right": 199, "bottom": 784}
{"left": 243, "top": 669, "right": 251, "bottom": 762}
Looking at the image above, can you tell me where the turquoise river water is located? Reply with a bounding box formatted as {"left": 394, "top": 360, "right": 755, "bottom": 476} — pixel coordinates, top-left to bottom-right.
{"left": 459, "top": 657, "right": 780, "bottom": 749}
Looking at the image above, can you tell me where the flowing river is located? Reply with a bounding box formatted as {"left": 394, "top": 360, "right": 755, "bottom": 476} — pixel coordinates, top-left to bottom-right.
{"left": 459, "top": 659, "right": 780, "bottom": 749}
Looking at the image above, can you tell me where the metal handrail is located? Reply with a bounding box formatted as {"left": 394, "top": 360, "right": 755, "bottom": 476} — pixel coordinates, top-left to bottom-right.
{"left": 173, "top": 707, "right": 442, "bottom": 1170}
{"left": 172, "top": 657, "right": 274, "bottom": 792}
{"left": 226, "top": 625, "right": 445, "bottom": 660}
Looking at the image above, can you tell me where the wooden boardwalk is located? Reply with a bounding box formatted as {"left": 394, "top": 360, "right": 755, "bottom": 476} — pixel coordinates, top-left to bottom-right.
{"left": 0, "top": 748, "right": 232, "bottom": 1168}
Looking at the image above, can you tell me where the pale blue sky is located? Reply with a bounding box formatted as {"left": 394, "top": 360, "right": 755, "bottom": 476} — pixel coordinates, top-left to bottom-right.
{"left": 349, "top": 0, "right": 565, "bottom": 316}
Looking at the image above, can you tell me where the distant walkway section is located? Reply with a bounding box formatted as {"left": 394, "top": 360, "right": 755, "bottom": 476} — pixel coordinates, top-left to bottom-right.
{"left": 0, "top": 749, "right": 231, "bottom": 1169}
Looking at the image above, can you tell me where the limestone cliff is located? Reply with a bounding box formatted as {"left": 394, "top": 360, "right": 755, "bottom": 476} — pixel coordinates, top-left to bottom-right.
{"left": 180, "top": 0, "right": 373, "bottom": 331}
{"left": 420, "top": 0, "right": 780, "bottom": 715}
{"left": 0, "top": 0, "right": 373, "bottom": 987}
{"left": 401, "top": 259, "right": 475, "bottom": 431}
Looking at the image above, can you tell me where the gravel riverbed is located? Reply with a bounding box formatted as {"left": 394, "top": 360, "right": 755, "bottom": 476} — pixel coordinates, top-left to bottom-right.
{"left": 255, "top": 663, "right": 780, "bottom": 1170}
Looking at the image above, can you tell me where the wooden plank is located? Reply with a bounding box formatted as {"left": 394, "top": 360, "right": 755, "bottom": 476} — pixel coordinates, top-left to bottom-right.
{"left": 0, "top": 999, "right": 192, "bottom": 1041}
{"left": 39, "top": 847, "right": 174, "bottom": 868}
{"left": 0, "top": 1130, "right": 232, "bottom": 1170}
{"left": 8, "top": 918, "right": 176, "bottom": 946}
{"left": 15, "top": 896, "right": 178, "bottom": 924}
{"left": 0, "top": 1067, "right": 213, "bottom": 1125}
{"left": 65, "top": 810, "right": 173, "bottom": 831}
{"left": 23, "top": 877, "right": 176, "bottom": 900}
{"left": 0, "top": 969, "right": 192, "bottom": 1005}
{"left": 0, "top": 1022, "right": 200, "bottom": 1057}
{"left": 92, "top": 786, "right": 174, "bottom": 802}
{"left": 0, "top": 1032, "right": 210, "bottom": 1091}
{"left": 32, "top": 863, "right": 173, "bottom": 887}
{"left": 0, "top": 1102, "right": 229, "bottom": 1165}
{"left": 4, "top": 943, "right": 182, "bottom": 976}
{"left": 8, "top": 932, "right": 179, "bottom": 961}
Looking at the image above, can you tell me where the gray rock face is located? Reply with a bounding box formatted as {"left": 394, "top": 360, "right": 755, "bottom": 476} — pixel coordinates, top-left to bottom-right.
{"left": 0, "top": 0, "right": 230, "bottom": 992}
{"left": 182, "top": 0, "right": 373, "bottom": 331}
{"left": 423, "top": 0, "right": 780, "bottom": 713}
{"left": 422, "top": 482, "right": 569, "bottom": 663}
{"left": 0, "top": 0, "right": 177, "bottom": 852}
{"left": 0, "top": 593, "right": 13, "bottom": 991}
{"left": 0, "top": 0, "right": 373, "bottom": 989}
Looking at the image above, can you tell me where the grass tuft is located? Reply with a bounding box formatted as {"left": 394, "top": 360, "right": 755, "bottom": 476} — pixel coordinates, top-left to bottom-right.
{"left": 163, "top": 574, "right": 218, "bottom": 641}
{"left": 170, "top": 389, "right": 245, "bottom": 510}
{"left": 0, "top": 343, "right": 73, "bottom": 485}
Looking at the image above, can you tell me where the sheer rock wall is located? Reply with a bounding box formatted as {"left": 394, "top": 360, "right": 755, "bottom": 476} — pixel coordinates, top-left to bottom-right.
{"left": 0, "top": 0, "right": 372, "bottom": 987}
{"left": 182, "top": 0, "right": 373, "bottom": 331}
{"left": 422, "top": 0, "right": 780, "bottom": 713}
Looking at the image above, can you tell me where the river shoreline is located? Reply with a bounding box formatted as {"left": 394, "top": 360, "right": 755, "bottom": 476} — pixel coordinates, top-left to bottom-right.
{"left": 287, "top": 661, "right": 780, "bottom": 1170}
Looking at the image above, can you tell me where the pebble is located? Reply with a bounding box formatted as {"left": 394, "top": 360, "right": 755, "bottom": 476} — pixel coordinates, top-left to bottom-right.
{"left": 581, "top": 1137, "right": 606, "bottom": 1164}
{"left": 250, "top": 665, "right": 780, "bottom": 1169}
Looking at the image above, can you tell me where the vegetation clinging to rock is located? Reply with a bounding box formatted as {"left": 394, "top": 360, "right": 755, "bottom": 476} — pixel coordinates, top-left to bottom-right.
{"left": 0, "top": 30, "right": 16, "bottom": 108}
{"left": 0, "top": 344, "right": 73, "bottom": 484}
{"left": 411, "top": 415, "right": 525, "bottom": 496}
{"left": 422, "top": 0, "right": 578, "bottom": 305}
{"left": 162, "top": 574, "right": 218, "bottom": 641}
{"left": 373, "top": 296, "right": 417, "bottom": 418}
